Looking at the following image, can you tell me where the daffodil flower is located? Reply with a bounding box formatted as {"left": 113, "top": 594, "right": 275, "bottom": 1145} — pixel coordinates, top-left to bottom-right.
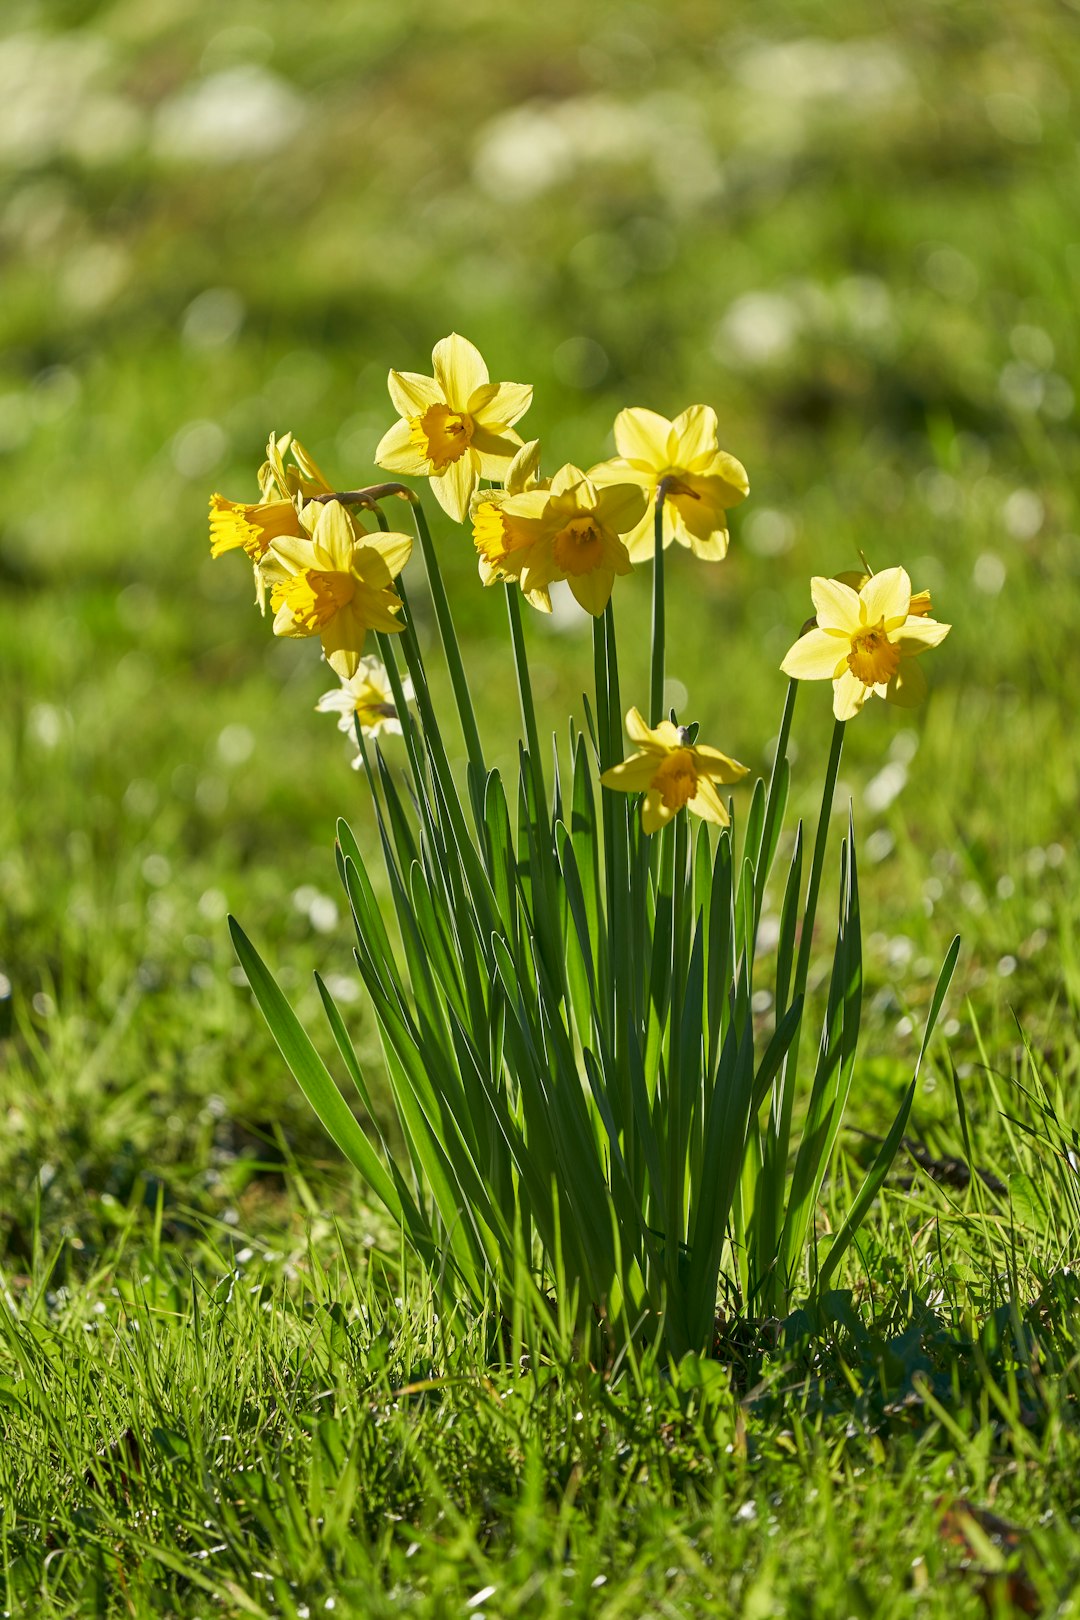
{"left": 210, "top": 432, "right": 333, "bottom": 610}
{"left": 589, "top": 405, "right": 748, "bottom": 563}
{"left": 375, "top": 334, "right": 532, "bottom": 523}
{"left": 781, "top": 567, "right": 950, "bottom": 721}
{"left": 266, "top": 500, "right": 412, "bottom": 679}
{"left": 600, "top": 707, "right": 749, "bottom": 834}
{"left": 471, "top": 439, "right": 550, "bottom": 591}
{"left": 489, "top": 463, "right": 645, "bottom": 617}
{"left": 316, "top": 657, "right": 413, "bottom": 764}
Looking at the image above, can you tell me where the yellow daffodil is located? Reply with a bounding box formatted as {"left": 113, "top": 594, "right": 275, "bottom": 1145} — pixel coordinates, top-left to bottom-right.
{"left": 266, "top": 499, "right": 412, "bottom": 678}
{"left": 589, "top": 405, "right": 748, "bottom": 563}
{"left": 781, "top": 566, "right": 950, "bottom": 721}
{"left": 470, "top": 439, "right": 549, "bottom": 592}
{"left": 210, "top": 432, "right": 333, "bottom": 610}
{"left": 488, "top": 463, "right": 645, "bottom": 617}
{"left": 315, "top": 657, "right": 413, "bottom": 761}
{"left": 600, "top": 707, "right": 749, "bottom": 834}
{"left": 375, "top": 334, "right": 532, "bottom": 522}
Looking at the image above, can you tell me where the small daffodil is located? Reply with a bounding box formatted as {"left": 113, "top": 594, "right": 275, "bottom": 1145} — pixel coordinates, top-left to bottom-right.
{"left": 316, "top": 657, "right": 413, "bottom": 765}
{"left": 590, "top": 405, "right": 748, "bottom": 563}
{"left": 375, "top": 334, "right": 532, "bottom": 522}
{"left": 600, "top": 707, "right": 749, "bottom": 834}
{"left": 266, "top": 500, "right": 412, "bottom": 678}
{"left": 781, "top": 567, "right": 950, "bottom": 721}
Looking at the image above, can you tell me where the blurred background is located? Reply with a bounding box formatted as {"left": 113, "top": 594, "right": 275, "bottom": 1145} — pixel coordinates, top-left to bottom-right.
{"left": 2, "top": 0, "right": 1078, "bottom": 1249}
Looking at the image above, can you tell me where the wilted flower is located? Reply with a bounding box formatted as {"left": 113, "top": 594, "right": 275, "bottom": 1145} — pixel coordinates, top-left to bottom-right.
{"left": 266, "top": 500, "right": 412, "bottom": 678}
{"left": 375, "top": 334, "right": 532, "bottom": 522}
{"left": 590, "top": 405, "right": 748, "bottom": 562}
{"left": 600, "top": 707, "right": 748, "bottom": 834}
{"left": 781, "top": 566, "right": 950, "bottom": 720}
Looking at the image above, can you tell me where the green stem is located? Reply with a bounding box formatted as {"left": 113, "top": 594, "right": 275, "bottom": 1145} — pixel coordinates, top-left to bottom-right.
{"left": 649, "top": 491, "right": 666, "bottom": 726}
{"left": 505, "top": 585, "right": 546, "bottom": 811}
{"left": 408, "top": 496, "right": 486, "bottom": 787}
{"left": 753, "top": 678, "right": 799, "bottom": 929}
{"left": 793, "top": 716, "right": 846, "bottom": 1004}
{"left": 762, "top": 713, "right": 845, "bottom": 1312}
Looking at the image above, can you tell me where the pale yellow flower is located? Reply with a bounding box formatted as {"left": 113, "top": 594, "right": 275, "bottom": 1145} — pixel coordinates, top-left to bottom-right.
{"left": 266, "top": 500, "right": 412, "bottom": 679}
{"left": 470, "top": 439, "right": 549, "bottom": 591}
{"left": 316, "top": 657, "right": 413, "bottom": 762}
{"left": 589, "top": 405, "right": 748, "bottom": 563}
{"left": 375, "top": 334, "right": 532, "bottom": 522}
{"left": 489, "top": 463, "right": 645, "bottom": 617}
{"left": 600, "top": 708, "right": 749, "bottom": 834}
{"left": 780, "top": 567, "right": 950, "bottom": 721}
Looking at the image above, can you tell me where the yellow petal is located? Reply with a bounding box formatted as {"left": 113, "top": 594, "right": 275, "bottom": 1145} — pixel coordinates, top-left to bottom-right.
{"left": 600, "top": 753, "right": 657, "bottom": 793}
{"left": 567, "top": 565, "right": 615, "bottom": 617}
{"left": 627, "top": 513, "right": 663, "bottom": 562}
{"left": 432, "top": 334, "right": 488, "bottom": 411}
{"left": 470, "top": 427, "right": 525, "bottom": 479}
{"left": 832, "top": 669, "right": 870, "bottom": 721}
{"left": 613, "top": 407, "right": 671, "bottom": 468}
{"left": 430, "top": 454, "right": 476, "bottom": 522}
{"left": 375, "top": 417, "right": 430, "bottom": 475}
{"left": 267, "top": 534, "right": 318, "bottom": 574}
{"left": 625, "top": 706, "right": 659, "bottom": 748}
{"left": 892, "top": 616, "right": 951, "bottom": 651}
{"left": 691, "top": 744, "right": 749, "bottom": 784}
{"left": 387, "top": 369, "right": 443, "bottom": 418}
{"left": 686, "top": 462, "right": 749, "bottom": 514}
{"left": 669, "top": 403, "right": 718, "bottom": 466}
{"left": 594, "top": 481, "right": 648, "bottom": 537}
{"left": 687, "top": 777, "right": 731, "bottom": 827}
{"left": 859, "top": 566, "right": 910, "bottom": 628}
{"left": 470, "top": 379, "right": 533, "bottom": 428}
{"left": 588, "top": 456, "right": 650, "bottom": 492}
{"left": 641, "top": 787, "right": 677, "bottom": 835}
{"left": 683, "top": 525, "right": 729, "bottom": 562}
{"left": 522, "top": 582, "right": 552, "bottom": 613}
{"left": 811, "top": 577, "right": 862, "bottom": 634}
{"left": 781, "top": 627, "right": 849, "bottom": 681}
{"left": 502, "top": 438, "right": 541, "bottom": 493}
{"left": 362, "top": 529, "right": 413, "bottom": 579}
{"left": 550, "top": 462, "right": 590, "bottom": 499}
{"left": 311, "top": 500, "right": 357, "bottom": 570}
{"left": 884, "top": 657, "right": 928, "bottom": 709}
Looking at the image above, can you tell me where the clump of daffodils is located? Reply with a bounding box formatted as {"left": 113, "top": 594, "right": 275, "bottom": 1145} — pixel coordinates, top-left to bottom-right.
{"left": 218, "top": 332, "right": 960, "bottom": 1362}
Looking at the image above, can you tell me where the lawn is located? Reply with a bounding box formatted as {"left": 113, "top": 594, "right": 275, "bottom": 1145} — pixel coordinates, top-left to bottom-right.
{"left": 2, "top": 1, "right": 1080, "bottom": 1613}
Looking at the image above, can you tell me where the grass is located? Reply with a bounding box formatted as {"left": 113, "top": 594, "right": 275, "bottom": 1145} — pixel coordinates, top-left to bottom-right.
{"left": 3, "top": 0, "right": 1080, "bottom": 1612}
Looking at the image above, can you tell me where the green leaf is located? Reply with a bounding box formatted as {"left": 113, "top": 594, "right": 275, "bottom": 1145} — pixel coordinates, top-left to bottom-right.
{"left": 229, "top": 918, "right": 403, "bottom": 1222}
